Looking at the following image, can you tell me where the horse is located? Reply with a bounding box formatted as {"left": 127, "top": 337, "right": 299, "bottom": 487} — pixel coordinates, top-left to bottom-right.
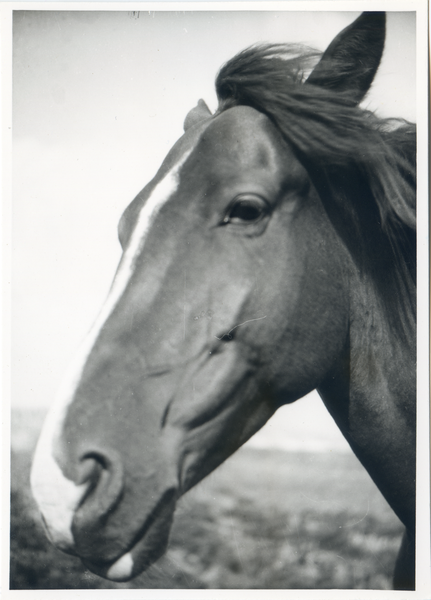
{"left": 30, "top": 11, "right": 416, "bottom": 590}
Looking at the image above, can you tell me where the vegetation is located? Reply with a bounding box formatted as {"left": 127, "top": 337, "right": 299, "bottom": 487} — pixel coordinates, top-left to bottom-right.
{"left": 10, "top": 409, "right": 403, "bottom": 590}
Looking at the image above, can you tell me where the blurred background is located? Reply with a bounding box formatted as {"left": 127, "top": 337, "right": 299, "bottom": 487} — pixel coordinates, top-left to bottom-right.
{"left": 11, "top": 9, "right": 415, "bottom": 590}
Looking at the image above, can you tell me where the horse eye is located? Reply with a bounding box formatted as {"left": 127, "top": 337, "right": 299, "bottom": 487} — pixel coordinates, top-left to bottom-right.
{"left": 223, "top": 196, "right": 268, "bottom": 225}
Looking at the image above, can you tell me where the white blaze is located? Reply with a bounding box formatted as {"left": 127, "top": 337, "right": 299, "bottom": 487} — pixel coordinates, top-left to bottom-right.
{"left": 31, "top": 148, "right": 193, "bottom": 550}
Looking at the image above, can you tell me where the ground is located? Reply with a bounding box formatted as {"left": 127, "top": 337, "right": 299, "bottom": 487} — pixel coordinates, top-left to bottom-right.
{"left": 10, "top": 409, "right": 403, "bottom": 589}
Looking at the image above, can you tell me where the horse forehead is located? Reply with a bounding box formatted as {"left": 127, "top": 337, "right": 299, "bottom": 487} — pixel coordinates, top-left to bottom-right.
{"left": 145, "top": 106, "right": 281, "bottom": 198}
{"left": 158, "top": 114, "right": 215, "bottom": 173}
{"left": 215, "top": 105, "right": 269, "bottom": 132}
{"left": 199, "top": 106, "right": 287, "bottom": 166}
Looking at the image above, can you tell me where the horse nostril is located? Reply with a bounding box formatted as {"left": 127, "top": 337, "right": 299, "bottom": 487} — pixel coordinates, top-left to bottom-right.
{"left": 75, "top": 449, "right": 124, "bottom": 521}
{"left": 78, "top": 454, "right": 103, "bottom": 485}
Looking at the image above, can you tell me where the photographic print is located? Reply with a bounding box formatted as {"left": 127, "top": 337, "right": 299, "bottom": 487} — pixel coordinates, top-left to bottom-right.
{"left": 6, "top": 4, "right": 429, "bottom": 597}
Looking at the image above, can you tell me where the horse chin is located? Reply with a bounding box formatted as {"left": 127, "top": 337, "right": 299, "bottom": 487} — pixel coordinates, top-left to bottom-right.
{"left": 77, "top": 489, "right": 178, "bottom": 581}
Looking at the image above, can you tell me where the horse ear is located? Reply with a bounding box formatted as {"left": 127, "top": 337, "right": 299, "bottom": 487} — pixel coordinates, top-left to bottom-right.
{"left": 183, "top": 99, "right": 212, "bottom": 131}
{"left": 306, "top": 12, "right": 386, "bottom": 104}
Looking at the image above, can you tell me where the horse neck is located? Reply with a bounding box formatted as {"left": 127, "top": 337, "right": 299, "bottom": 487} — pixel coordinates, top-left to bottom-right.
{"left": 317, "top": 264, "right": 416, "bottom": 529}
{"left": 349, "top": 268, "right": 416, "bottom": 404}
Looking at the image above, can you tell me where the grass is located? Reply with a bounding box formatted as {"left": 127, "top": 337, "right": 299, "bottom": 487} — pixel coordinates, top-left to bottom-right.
{"left": 10, "top": 409, "right": 404, "bottom": 589}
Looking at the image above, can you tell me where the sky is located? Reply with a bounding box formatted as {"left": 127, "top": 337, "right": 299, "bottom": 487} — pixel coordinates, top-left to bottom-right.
{"left": 11, "top": 10, "right": 416, "bottom": 452}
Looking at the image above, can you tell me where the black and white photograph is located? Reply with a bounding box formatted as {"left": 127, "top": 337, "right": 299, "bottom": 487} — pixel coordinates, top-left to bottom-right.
{"left": 5, "top": 2, "right": 430, "bottom": 597}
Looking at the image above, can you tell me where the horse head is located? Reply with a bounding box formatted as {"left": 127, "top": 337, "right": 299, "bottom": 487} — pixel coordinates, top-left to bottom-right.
{"left": 31, "top": 12, "right": 415, "bottom": 586}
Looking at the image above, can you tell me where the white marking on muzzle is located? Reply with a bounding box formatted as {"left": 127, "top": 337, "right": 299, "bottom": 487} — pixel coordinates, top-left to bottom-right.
{"left": 106, "top": 552, "right": 134, "bottom": 581}
{"left": 31, "top": 148, "right": 193, "bottom": 550}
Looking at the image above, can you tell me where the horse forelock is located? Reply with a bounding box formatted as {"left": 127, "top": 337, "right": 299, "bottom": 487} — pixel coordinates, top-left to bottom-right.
{"left": 215, "top": 44, "right": 416, "bottom": 341}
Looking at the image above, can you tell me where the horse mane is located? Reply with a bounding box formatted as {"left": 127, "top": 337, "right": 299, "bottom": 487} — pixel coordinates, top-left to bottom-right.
{"left": 215, "top": 44, "right": 416, "bottom": 341}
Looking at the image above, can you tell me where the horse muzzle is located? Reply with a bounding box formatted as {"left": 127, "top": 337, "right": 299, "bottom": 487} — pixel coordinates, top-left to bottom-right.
{"left": 32, "top": 431, "right": 179, "bottom": 581}
{"left": 76, "top": 487, "right": 178, "bottom": 581}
